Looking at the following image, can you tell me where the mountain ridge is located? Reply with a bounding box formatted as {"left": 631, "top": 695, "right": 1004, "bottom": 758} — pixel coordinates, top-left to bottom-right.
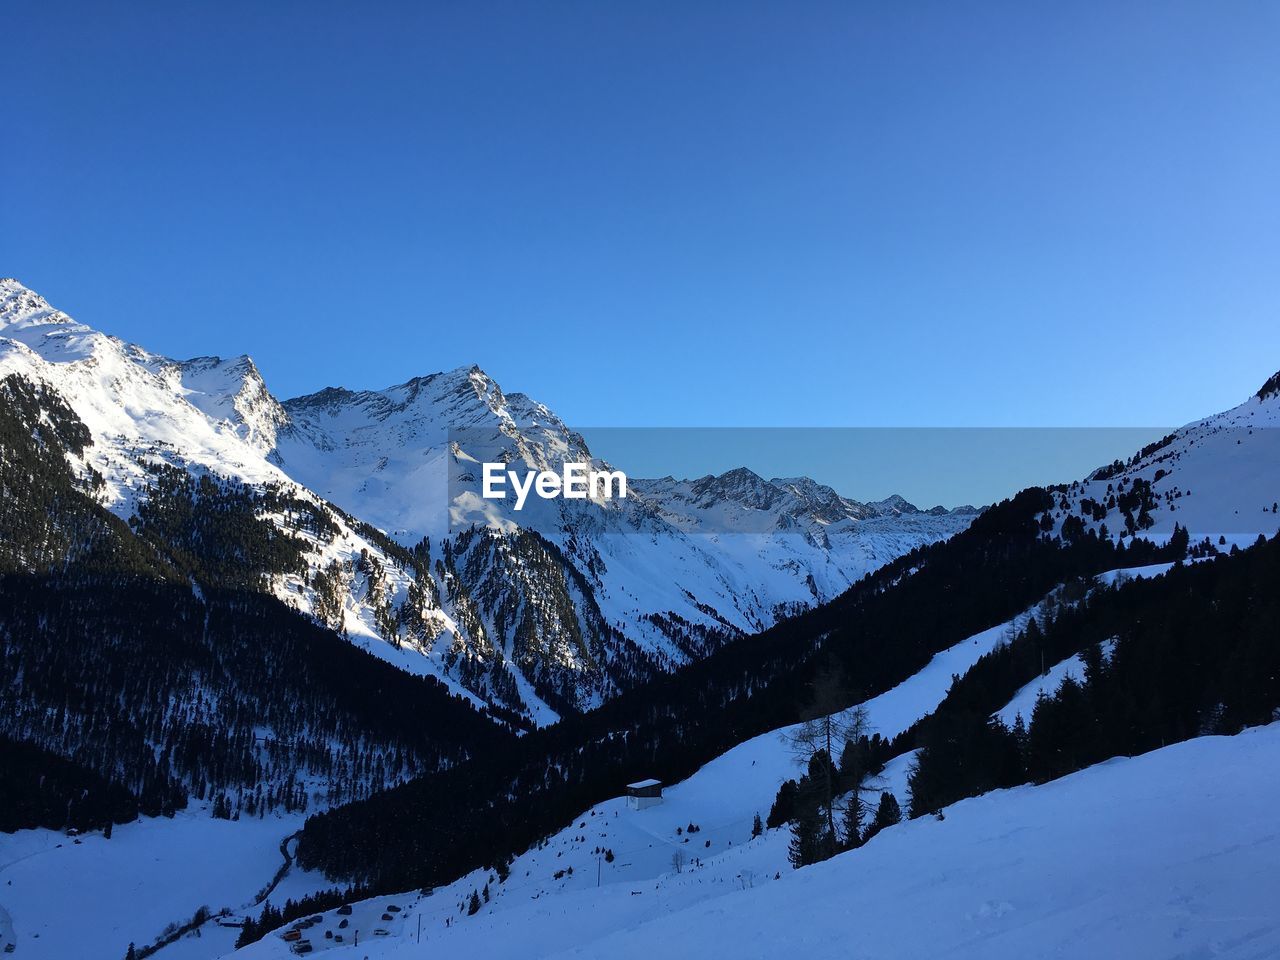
{"left": 0, "top": 278, "right": 971, "bottom": 724}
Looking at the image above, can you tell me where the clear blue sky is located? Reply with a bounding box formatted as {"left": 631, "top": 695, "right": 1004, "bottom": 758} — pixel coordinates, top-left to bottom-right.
{"left": 5, "top": 1, "right": 1280, "bottom": 433}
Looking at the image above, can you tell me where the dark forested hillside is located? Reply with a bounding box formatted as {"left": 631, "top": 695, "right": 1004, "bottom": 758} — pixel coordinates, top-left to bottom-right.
{"left": 296, "top": 487, "right": 1187, "bottom": 891}
{"left": 0, "top": 372, "right": 512, "bottom": 833}
{"left": 0, "top": 374, "right": 170, "bottom": 578}
{"left": 0, "top": 734, "right": 140, "bottom": 833}
{"left": 0, "top": 573, "right": 511, "bottom": 829}
{"left": 906, "top": 533, "right": 1280, "bottom": 816}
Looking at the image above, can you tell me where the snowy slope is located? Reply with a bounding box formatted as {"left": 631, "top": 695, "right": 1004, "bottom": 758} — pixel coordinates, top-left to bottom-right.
{"left": 224, "top": 596, "right": 1060, "bottom": 960}
{"left": 1, "top": 564, "right": 1241, "bottom": 960}
{"left": 543, "top": 723, "right": 1280, "bottom": 960}
{"left": 0, "top": 808, "right": 327, "bottom": 960}
{"left": 224, "top": 560, "right": 1229, "bottom": 960}
{"left": 1043, "top": 373, "right": 1280, "bottom": 546}
{"left": 230, "top": 721, "right": 1280, "bottom": 960}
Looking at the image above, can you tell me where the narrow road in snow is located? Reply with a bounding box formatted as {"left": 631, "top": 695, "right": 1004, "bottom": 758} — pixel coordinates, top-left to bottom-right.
{"left": 250, "top": 831, "right": 301, "bottom": 909}
{"left": 144, "top": 828, "right": 301, "bottom": 960}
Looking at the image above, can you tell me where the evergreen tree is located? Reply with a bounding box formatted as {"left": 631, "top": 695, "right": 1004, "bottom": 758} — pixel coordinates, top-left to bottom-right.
{"left": 751, "top": 813, "right": 763, "bottom": 838}
{"left": 839, "top": 790, "right": 863, "bottom": 850}
{"left": 864, "top": 791, "right": 901, "bottom": 842}
{"left": 1011, "top": 713, "right": 1029, "bottom": 762}
{"left": 467, "top": 891, "right": 481, "bottom": 915}
{"left": 767, "top": 779, "right": 799, "bottom": 829}
{"left": 787, "top": 796, "right": 824, "bottom": 869}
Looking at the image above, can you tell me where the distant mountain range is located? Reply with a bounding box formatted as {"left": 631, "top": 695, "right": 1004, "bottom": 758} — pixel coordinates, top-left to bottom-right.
{"left": 0, "top": 279, "right": 972, "bottom": 723}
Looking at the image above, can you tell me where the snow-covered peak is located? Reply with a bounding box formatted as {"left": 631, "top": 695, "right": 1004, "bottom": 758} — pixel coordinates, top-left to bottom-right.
{"left": 283, "top": 363, "right": 570, "bottom": 440}
{"left": 0, "top": 278, "right": 77, "bottom": 331}
{"left": 631, "top": 471, "right": 968, "bottom": 534}
{"left": 689, "top": 467, "right": 787, "bottom": 511}
{"left": 0, "top": 284, "right": 303, "bottom": 511}
{"left": 867, "top": 493, "right": 917, "bottom": 516}
{"left": 1047, "top": 374, "right": 1280, "bottom": 545}
{"left": 289, "top": 364, "right": 504, "bottom": 419}
{"left": 163, "top": 354, "right": 290, "bottom": 455}
{"left": 770, "top": 475, "right": 879, "bottom": 521}
{"left": 274, "top": 361, "right": 599, "bottom": 541}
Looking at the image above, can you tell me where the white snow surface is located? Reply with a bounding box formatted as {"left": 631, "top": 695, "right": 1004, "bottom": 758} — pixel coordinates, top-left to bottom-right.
{"left": 230, "top": 723, "right": 1280, "bottom": 960}
{"left": 0, "top": 809, "right": 327, "bottom": 960}
{"left": 226, "top": 599, "right": 1056, "bottom": 960}
{"left": 1045, "top": 379, "right": 1280, "bottom": 545}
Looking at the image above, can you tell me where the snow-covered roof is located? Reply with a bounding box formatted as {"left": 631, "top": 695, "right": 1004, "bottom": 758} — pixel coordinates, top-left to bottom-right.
{"left": 627, "top": 778, "right": 662, "bottom": 790}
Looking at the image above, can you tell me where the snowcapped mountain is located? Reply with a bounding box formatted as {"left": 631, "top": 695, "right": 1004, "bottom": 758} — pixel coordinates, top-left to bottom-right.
{"left": 267, "top": 367, "right": 976, "bottom": 718}
{"left": 631, "top": 470, "right": 973, "bottom": 537}
{"left": 166, "top": 354, "right": 291, "bottom": 456}
{"left": 5, "top": 278, "right": 1275, "bottom": 726}
{"left": 6, "top": 279, "right": 1279, "bottom": 960}
{"left": 263, "top": 356, "right": 979, "bottom": 720}
{"left": 0, "top": 279, "right": 508, "bottom": 714}
{"left": 0, "top": 279, "right": 971, "bottom": 723}
{"left": 1040, "top": 372, "right": 1280, "bottom": 546}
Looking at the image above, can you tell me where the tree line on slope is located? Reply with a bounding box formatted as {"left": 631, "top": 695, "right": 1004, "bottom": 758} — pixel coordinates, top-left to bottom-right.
{"left": 0, "top": 574, "right": 511, "bottom": 831}
{"left": 904, "top": 532, "right": 1280, "bottom": 817}
{"left": 0, "top": 372, "right": 511, "bottom": 834}
{"left": 772, "top": 526, "right": 1248, "bottom": 869}
{"left": 762, "top": 676, "right": 908, "bottom": 868}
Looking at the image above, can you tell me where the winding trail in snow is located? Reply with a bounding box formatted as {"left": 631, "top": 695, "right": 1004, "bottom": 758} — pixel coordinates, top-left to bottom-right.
{"left": 251, "top": 831, "right": 301, "bottom": 909}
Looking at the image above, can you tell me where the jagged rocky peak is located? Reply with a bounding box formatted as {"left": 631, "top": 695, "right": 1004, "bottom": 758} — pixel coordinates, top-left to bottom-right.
{"left": 770, "top": 476, "right": 876, "bottom": 521}
{"left": 169, "top": 353, "right": 291, "bottom": 454}
{"left": 634, "top": 469, "right": 974, "bottom": 526}
{"left": 286, "top": 364, "right": 498, "bottom": 420}
{"left": 280, "top": 362, "right": 576, "bottom": 450}
{"left": 282, "top": 384, "right": 361, "bottom": 412}
{"left": 690, "top": 467, "right": 787, "bottom": 510}
{"left": 272, "top": 359, "right": 596, "bottom": 536}
{"left": 868, "top": 493, "right": 919, "bottom": 516}
{"left": 0, "top": 278, "right": 77, "bottom": 330}
{"left": 460, "top": 363, "right": 505, "bottom": 408}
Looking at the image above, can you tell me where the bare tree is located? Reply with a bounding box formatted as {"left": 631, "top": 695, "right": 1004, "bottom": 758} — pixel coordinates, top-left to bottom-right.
{"left": 670, "top": 850, "right": 686, "bottom": 874}
{"left": 782, "top": 663, "right": 870, "bottom": 848}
